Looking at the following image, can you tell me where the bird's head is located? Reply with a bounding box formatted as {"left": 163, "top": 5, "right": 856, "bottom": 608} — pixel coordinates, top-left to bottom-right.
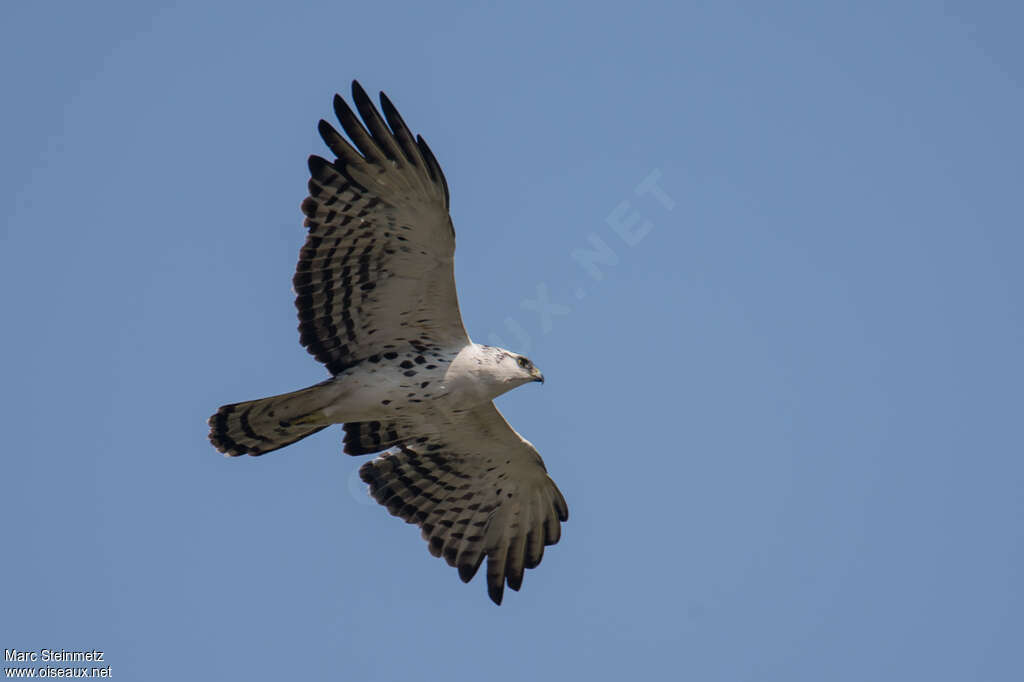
{"left": 469, "top": 345, "right": 545, "bottom": 398}
{"left": 509, "top": 352, "right": 544, "bottom": 385}
{"left": 480, "top": 347, "right": 544, "bottom": 388}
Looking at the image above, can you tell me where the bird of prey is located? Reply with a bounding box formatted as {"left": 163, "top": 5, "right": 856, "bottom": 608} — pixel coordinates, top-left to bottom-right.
{"left": 208, "top": 81, "right": 568, "bottom": 605}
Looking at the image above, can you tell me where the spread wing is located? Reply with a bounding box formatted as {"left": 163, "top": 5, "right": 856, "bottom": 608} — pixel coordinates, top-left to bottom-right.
{"left": 358, "top": 402, "right": 569, "bottom": 605}
{"left": 295, "top": 81, "right": 468, "bottom": 375}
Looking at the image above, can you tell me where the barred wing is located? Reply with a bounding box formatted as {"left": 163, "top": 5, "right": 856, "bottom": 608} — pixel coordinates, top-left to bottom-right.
{"left": 358, "top": 403, "right": 569, "bottom": 605}
{"left": 296, "top": 81, "right": 468, "bottom": 375}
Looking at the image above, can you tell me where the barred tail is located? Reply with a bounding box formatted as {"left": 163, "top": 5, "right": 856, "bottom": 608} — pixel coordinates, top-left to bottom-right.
{"left": 208, "top": 383, "right": 333, "bottom": 456}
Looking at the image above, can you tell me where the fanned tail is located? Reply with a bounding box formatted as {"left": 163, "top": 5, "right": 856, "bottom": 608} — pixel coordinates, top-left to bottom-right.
{"left": 208, "top": 382, "right": 334, "bottom": 456}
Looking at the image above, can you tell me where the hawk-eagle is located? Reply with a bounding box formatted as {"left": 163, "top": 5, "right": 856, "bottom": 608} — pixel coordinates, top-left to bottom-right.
{"left": 208, "top": 81, "right": 568, "bottom": 605}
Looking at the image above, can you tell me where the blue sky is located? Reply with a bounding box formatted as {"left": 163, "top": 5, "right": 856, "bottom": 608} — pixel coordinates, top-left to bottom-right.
{"left": 2, "top": 1, "right": 1022, "bottom": 680}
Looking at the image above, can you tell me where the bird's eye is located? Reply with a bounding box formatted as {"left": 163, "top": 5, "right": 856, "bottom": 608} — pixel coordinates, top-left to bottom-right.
{"left": 517, "top": 357, "right": 529, "bottom": 369}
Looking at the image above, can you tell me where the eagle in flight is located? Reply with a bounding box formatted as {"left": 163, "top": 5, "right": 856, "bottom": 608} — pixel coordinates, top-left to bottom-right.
{"left": 208, "top": 81, "right": 568, "bottom": 605}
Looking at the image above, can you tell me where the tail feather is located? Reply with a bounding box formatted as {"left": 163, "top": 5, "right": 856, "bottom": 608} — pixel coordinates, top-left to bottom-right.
{"left": 208, "top": 383, "right": 333, "bottom": 456}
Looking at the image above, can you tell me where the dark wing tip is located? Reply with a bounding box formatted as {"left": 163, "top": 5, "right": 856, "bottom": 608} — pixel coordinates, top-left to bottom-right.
{"left": 378, "top": 90, "right": 397, "bottom": 115}
{"left": 554, "top": 488, "right": 569, "bottom": 522}
{"left": 350, "top": 79, "right": 374, "bottom": 114}
{"left": 378, "top": 91, "right": 407, "bottom": 137}
{"left": 416, "top": 134, "right": 450, "bottom": 209}
{"left": 307, "top": 154, "right": 332, "bottom": 176}
{"left": 331, "top": 94, "right": 360, "bottom": 134}
{"left": 378, "top": 90, "right": 424, "bottom": 168}
{"left": 317, "top": 117, "right": 335, "bottom": 137}
{"left": 458, "top": 554, "right": 485, "bottom": 583}
{"left": 488, "top": 579, "right": 505, "bottom": 605}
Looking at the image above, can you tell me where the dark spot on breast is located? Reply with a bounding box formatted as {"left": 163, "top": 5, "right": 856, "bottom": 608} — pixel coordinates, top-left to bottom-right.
{"left": 368, "top": 354, "right": 381, "bottom": 363}
{"left": 420, "top": 381, "right": 430, "bottom": 388}
{"left": 425, "top": 364, "right": 437, "bottom": 369}
{"left": 403, "top": 370, "right": 417, "bottom": 377}
{"left": 381, "top": 400, "right": 391, "bottom": 405}
{"left": 414, "top": 356, "right": 426, "bottom": 364}
{"left": 400, "top": 360, "right": 414, "bottom": 369}
{"left": 383, "top": 352, "right": 398, "bottom": 359}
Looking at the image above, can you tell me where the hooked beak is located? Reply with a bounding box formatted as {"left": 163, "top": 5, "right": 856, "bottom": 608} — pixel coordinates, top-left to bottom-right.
{"left": 532, "top": 368, "right": 545, "bottom": 384}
